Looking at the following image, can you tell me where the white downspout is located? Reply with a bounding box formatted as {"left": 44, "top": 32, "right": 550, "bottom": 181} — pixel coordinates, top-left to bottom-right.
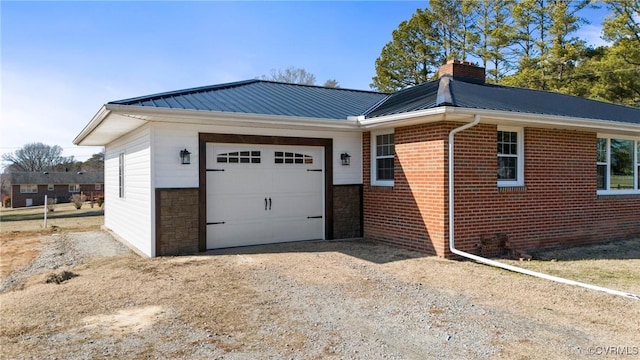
{"left": 448, "top": 115, "right": 640, "bottom": 301}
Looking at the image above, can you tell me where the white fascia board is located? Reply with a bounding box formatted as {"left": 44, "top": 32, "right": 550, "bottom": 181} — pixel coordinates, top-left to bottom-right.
{"left": 358, "top": 107, "right": 449, "bottom": 129}
{"left": 73, "top": 105, "right": 111, "bottom": 145}
{"left": 358, "top": 106, "right": 639, "bottom": 135}
{"left": 104, "top": 104, "right": 362, "bottom": 131}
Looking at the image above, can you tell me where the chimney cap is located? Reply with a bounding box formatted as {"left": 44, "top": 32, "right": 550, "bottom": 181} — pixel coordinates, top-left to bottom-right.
{"left": 446, "top": 59, "right": 477, "bottom": 66}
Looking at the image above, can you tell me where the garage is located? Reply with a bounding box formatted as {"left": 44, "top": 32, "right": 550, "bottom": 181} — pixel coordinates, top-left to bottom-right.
{"left": 205, "top": 143, "right": 325, "bottom": 249}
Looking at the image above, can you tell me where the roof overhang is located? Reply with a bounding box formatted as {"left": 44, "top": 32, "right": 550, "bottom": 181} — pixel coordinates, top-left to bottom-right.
{"left": 357, "top": 106, "right": 640, "bottom": 137}
{"left": 73, "top": 104, "right": 362, "bottom": 146}
{"left": 75, "top": 103, "right": 639, "bottom": 147}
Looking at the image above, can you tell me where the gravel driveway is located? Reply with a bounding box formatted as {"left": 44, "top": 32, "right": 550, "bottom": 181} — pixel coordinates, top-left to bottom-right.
{"left": 1, "top": 231, "right": 637, "bottom": 359}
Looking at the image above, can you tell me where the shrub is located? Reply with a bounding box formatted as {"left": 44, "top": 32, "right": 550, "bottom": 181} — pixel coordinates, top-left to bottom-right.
{"left": 70, "top": 194, "right": 86, "bottom": 210}
{"left": 97, "top": 196, "right": 104, "bottom": 207}
{"left": 2, "top": 196, "right": 10, "bottom": 208}
{"left": 47, "top": 198, "right": 56, "bottom": 212}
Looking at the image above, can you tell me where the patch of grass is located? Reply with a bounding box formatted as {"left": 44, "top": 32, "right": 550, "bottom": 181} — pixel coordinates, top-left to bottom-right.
{"left": 0, "top": 203, "right": 103, "bottom": 233}
{"left": 502, "top": 239, "right": 640, "bottom": 293}
{"left": 0, "top": 206, "right": 103, "bottom": 222}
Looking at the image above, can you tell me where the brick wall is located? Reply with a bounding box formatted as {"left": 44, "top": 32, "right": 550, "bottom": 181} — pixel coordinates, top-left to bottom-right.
{"left": 10, "top": 184, "right": 103, "bottom": 208}
{"left": 363, "top": 122, "right": 640, "bottom": 258}
{"left": 363, "top": 123, "right": 451, "bottom": 256}
{"left": 156, "top": 188, "right": 199, "bottom": 256}
{"left": 332, "top": 184, "right": 362, "bottom": 239}
{"left": 452, "top": 125, "right": 640, "bottom": 257}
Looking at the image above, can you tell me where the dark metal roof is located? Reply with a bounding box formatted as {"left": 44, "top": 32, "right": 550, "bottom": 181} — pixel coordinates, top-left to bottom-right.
{"left": 365, "top": 76, "right": 640, "bottom": 124}
{"left": 6, "top": 172, "right": 104, "bottom": 185}
{"left": 107, "top": 77, "right": 639, "bottom": 125}
{"left": 364, "top": 80, "right": 440, "bottom": 118}
{"left": 110, "top": 80, "right": 387, "bottom": 120}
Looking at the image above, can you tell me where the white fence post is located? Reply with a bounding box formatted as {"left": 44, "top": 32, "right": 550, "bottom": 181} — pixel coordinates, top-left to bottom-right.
{"left": 43, "top": 195, "right": 48, "bottom": 228}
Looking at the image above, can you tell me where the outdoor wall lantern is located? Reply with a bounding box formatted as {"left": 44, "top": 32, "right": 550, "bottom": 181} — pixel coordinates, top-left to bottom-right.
{"left": 340, "top": 152, "right": 351, "bottom": 166}
{"left": 179, "top": 148, "right": 191, "bottom": 165}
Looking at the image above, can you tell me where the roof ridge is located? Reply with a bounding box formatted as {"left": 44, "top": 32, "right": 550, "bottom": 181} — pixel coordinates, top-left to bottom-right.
{"left": 436, "top": 76, "right": 455, "bottom": 106}
{"left": 255, "top": 79, "right": 385, "bottom": 95}
{"left": 109, "top": 79, "right": 260, "bottom": 105}
{"left": 361, "top": 94, "right": 392, "bottom": 116}
{"left": 110, "top": 79, "right": 385, "bottom": 105}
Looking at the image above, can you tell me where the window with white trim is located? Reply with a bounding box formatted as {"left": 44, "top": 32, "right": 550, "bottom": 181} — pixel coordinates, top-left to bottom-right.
{"left": 371, "top": 130, "right": 394, "bottom": 186}
{"left": 497, "top": 127, "right": 524, "bottom": 187}
{"left": 69, "top": 184, "right": 80, "bottom": 193}
{"left": 597, "top": 136, "right": 639, "bottom": 194}
{"left": 95, "top": 184, "right": 101, "bottom": 191}
{"left": 48, "top": 184, "right": 55, "bottom": 191}
{"left": 119, "top": 153, "right": 125, "bottom": 198}
{"left": 20, "top": 184, "right": 38, "bottom": 193}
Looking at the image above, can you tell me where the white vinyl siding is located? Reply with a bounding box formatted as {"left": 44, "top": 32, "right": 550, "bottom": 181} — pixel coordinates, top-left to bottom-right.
{"left": 20, "top": 184, "right": 38, "bottom": 193}
{"left": 118, "top": 152, "right": 125, "bottom": 198}
{"left": 152, "top": 122, "right": 362, "bottom": 187}
{"left": 104, "top": 125, "right": 153, "bottom": 256}
{"left": 597, "top": 134, "right": 640, "bottom": 195}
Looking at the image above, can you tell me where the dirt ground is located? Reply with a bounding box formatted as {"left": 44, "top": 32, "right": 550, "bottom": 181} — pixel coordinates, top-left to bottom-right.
{"left": 0, "top": 203, "right": 103, "bottom": 279}
{"left": 0, "top": 224, "right": 638, "bottom": 359}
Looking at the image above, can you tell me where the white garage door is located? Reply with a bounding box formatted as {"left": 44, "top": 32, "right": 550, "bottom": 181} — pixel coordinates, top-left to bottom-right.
{"left": 206, "top": 143, "right": 324, "bottom": 249}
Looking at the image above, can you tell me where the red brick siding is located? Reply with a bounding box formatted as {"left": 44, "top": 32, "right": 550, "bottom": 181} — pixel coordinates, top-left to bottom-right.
{"left": 452, "top": 125, "right": 639, "bottom": 256}
{"left": 363, "top": 123, "right": 452, "bottom": 256}
{"left": 363, "top": 122, "right": 640, "bottom": 258}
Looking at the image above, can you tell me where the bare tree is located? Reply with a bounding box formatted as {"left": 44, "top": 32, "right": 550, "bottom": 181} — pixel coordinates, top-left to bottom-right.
{"left": 1, "top": 142, "right": 75, "bottom": 172}
{"left": 323, "top": 79, "right": 340, "bottom": 88}
{"left": 261, "top": 66, "right": 317, "bottom": 85}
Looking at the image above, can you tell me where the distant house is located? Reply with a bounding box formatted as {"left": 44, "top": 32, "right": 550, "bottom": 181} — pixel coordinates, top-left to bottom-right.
{"left": 74, "top": 60, "right": 639, "bottom": 258}
{"left": 5, "top": 172, "right": 104, "bottom": 208}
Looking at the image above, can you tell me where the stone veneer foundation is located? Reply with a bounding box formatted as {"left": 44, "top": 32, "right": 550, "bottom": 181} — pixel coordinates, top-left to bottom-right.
{"left": 332, "top": 185, "right": 362, "bottom": 239}
{"left": 156, "top": 188, "right": 199, "bottom": 256}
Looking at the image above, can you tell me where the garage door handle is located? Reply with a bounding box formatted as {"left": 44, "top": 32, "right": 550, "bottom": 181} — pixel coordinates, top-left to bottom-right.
{"left": 268, "top": 197, "right": 272, "bottom": 210}
{"left": 265, "top": 198, "right": 268, "bottom": 211}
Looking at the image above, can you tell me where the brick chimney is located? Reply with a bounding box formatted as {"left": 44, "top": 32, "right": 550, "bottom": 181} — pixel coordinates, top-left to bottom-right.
{"left": 438, "top": 60, "right": 485, "bottom": 84}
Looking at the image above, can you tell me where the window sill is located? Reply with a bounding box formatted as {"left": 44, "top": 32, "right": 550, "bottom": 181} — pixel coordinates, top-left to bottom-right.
{"left": 497, "top": 186, "right": 527, "bottom": 193}
{"left": 371, "top": 181, "right": 394, "bottom": 187}
{"left": 597, "top": 190, "right": 640, "bottom": 196}
{"left": 498, "top": 181, "right": 524, "bottom": 188}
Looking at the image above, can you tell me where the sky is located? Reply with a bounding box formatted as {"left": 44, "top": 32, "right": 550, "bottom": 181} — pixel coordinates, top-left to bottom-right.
{"left": 0, "top": 1, "right": 611, "bottom": 168}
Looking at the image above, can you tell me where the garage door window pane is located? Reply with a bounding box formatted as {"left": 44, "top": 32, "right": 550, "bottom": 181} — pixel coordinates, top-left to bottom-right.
{"left": 275, "top": 152, "right": 313, "bottom": 165}
{"left": 217, "top": 151, "right": 261, "bottom": 164}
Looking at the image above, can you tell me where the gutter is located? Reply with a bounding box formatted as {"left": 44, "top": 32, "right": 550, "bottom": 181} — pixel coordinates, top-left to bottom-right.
{"left": 359, "top": 106, "right": 639, "bottom": 135}
{"left": 448, "top": 115, "right": 640, "bottom": 301}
